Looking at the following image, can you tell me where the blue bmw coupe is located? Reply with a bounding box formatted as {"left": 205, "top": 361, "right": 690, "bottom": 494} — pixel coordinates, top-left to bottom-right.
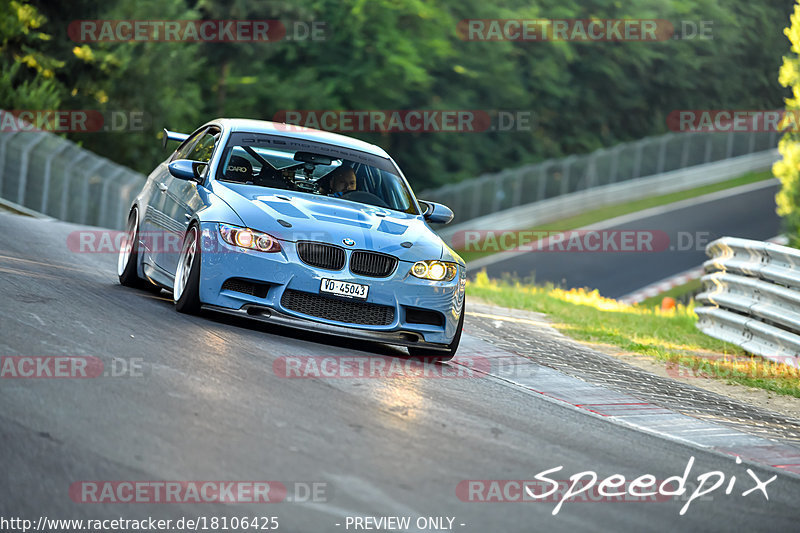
{"left": 118, "top": 119, "right": 466, "bottom": 360}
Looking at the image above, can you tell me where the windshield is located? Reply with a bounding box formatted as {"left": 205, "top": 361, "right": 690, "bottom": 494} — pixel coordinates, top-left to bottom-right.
{"left": 216, "top": 133, "right": 419, "bottom": 215}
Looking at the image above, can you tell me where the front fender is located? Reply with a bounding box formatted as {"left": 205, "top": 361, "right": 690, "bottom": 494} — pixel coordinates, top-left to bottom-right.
{"left": 191, "top": 185, "right": 246, "bottom": 229}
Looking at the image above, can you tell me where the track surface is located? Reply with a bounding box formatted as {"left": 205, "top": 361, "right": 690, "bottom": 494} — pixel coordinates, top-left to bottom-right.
{"left": 1, "top": 212, "right": 798, "bottom": 532}
{"left": 479, "top": 181, "right": 781, "bottom": 297}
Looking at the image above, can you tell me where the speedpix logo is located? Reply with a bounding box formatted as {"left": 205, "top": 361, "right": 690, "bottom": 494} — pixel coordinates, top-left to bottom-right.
{"left": 457, "top": 456, "right": 776, "bottom": 516}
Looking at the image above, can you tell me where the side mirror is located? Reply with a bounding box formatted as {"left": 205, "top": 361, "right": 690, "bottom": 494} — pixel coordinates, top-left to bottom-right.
{"left": 418, "top": 200, "right": 454, "bottom": 225}
{"left": 168, "top": 159, "right": 206, "bottom": 183}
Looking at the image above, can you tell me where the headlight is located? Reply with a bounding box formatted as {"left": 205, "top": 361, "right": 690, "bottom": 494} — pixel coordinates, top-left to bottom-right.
{"left": 219, "top": 224, "right": 281, "bottom": 253}
{"left": 410, "top": 260, "right": 458, "bottom": 281}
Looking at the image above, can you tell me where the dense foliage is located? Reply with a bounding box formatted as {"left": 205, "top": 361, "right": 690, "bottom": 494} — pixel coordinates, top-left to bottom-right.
{"left": 1, "top": 0, "right": 794, "bottom": 191}
{"left": 776, "top": 2, "right": 800, "bottom": 246}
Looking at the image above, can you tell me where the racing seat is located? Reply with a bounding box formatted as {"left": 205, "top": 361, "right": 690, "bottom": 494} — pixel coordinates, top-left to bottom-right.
{"left": 225, "top": 156, "right": 254, "bottom": 183}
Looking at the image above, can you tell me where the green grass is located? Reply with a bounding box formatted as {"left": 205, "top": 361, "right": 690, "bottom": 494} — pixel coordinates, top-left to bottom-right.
{"left": 467, "top": 272, "right": 800, "bottom": 397}
{"left": 459, "top": 170, "right": 774, "bottom": 263}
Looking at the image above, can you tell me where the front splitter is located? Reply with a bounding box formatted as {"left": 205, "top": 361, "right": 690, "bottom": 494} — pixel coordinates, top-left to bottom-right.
{"left": 201, "top": 304, "right": 451, "bottom": 351}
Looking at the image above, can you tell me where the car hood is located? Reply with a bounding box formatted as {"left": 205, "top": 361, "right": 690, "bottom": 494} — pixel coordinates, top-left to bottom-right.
{"left": 211, "top": 182, "right": 453, "bottom": 263}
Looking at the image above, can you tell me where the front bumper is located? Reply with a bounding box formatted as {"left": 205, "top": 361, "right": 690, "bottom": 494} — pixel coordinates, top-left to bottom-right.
{"left": 202, "top": 304, "right": 450, "bottom": 350}
{"left": 196, "top": 222, "right": 465, "bottom": 347}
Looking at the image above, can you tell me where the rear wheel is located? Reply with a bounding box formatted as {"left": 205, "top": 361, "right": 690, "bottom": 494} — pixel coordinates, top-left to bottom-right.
{"left": 118, "top": 208, "right": 159, "bottom": 292}
{"left": 174, "top": 224, "right": 202, "bottom": 314}
{"left": 407, "top": 299, "right": 465, "bottom": 362}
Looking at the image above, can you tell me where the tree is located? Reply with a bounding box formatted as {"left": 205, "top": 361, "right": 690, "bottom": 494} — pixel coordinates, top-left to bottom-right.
{"left": 0, "top": 1, "right": 64, "bottom": 110}
{"left": 9, "top": 0, "right": 798, "bottom": 191}
{"left": 775, "top": 2, "right": 800, "bottom": 247}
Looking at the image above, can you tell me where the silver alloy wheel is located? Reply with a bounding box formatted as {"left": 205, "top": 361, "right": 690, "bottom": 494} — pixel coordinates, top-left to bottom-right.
{"left": 174, "top": 226, "right": 198, "bottom": 302}
{"left": 117, "top": 209, "right": 137, "bottom": 276}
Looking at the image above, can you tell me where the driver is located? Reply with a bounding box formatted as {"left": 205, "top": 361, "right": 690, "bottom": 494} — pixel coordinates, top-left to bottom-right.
{"left": 327, "top": 166, "right": 357, "bottom": 197}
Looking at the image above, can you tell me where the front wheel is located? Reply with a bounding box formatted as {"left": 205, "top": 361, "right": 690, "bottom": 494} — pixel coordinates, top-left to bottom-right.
{"left": 407, "top": 300, "right": 465, "bottom": 362}
{"left": 174, "top": 225, "right": 202, "bottom": 314}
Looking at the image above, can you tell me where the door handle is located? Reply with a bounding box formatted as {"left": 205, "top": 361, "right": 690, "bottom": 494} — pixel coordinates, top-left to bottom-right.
{"left": 157, "top": 183, "right": 168, "bottom": 192}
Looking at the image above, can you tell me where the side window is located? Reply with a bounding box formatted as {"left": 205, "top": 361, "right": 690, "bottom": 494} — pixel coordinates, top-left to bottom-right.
{"left": 171, "top": 128, "right": 207, "bottom": 161}
{"left": 186, "top": 128, "right": 220, "bottom": 163}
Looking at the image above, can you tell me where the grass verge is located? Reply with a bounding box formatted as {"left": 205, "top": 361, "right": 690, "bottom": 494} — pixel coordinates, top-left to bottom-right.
{"left": 467, "top": 271, "right": 800, "bottom": 398}
{"left": 458, "top": 170, "right": 774, "bottom": 263}
{"left": 639, "top": 278, "right": 703, "bottom": 307}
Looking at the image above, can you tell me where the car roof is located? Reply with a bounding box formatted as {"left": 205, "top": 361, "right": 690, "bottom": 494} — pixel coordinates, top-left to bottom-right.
{"left": 213, "top": 118, "right": 391, "bottom": 159}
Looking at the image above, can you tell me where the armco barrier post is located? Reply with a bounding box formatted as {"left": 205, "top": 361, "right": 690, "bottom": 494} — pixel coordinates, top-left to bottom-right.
{"left": 80, "top": 159, "right": 107, "bottom": 224}
{"left": 98, "top": 166, "right": 127, "bottom": 229}
{"left": 41, "top": 141, "right": 71, "bottom": 213}
{"left": 17, "top": 132, "right": 48, "bottom": 205}
{"left": 117, "top": 171, "right": 145, "bottom": 229}
{"left": 0, "top": 130, "right": 19, "bottom": 196}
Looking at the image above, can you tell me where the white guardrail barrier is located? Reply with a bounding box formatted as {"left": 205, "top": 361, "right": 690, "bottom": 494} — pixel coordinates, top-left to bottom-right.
{"left": 435, "top": 150, "right": 780, "bottom": 243}
{"left": 696, "top": 237, "right": 800, "bottom": 367}
{"left": 423, "top": 129, "right": 779, "bottom": 228}
{"left": 0, "top": 110, "right": 146, "bottom": 230}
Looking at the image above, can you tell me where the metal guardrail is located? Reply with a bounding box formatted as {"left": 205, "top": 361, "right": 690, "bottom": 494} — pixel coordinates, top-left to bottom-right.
{"left": 0, "top": 110, "right": 146, "bottom": 230}
{"left": 421, "top": 130, "right": 779, "bottom": 227}
{"left": 696, "top": 237, "right": 800, "bottom": 366}
{"left": 437, "top": 150, "right": 779, "bottom": 244}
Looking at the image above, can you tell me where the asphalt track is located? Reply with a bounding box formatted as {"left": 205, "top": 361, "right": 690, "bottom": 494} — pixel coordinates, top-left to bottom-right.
{"left": 1, "top": 211, "right": 799, "bottom": 532}
{"left": 477, "top": 180, "right": 782, "bottom": 298}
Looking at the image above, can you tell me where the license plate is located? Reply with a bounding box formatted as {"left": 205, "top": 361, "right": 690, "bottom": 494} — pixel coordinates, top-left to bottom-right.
{"left": 320, "top": 278, "right": 369, "bottom": 299}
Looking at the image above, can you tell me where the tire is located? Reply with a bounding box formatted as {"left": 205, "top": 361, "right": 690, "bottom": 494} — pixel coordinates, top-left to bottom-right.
{"left": 174, "top": 224, "right": 203, "bottom": 314}
{"left": 407, "top": 299, "right": 465, "bottom": 362}
{"left": 118, "top": 207, "right": 160, "bottom": 291}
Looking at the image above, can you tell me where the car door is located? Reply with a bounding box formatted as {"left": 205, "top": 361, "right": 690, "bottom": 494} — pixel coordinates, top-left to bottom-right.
{"left": 141, "top": 127, "right": 207, "bottom": 270}
{"left": 156, "top": 126, "right": 221, "bottom": 276}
